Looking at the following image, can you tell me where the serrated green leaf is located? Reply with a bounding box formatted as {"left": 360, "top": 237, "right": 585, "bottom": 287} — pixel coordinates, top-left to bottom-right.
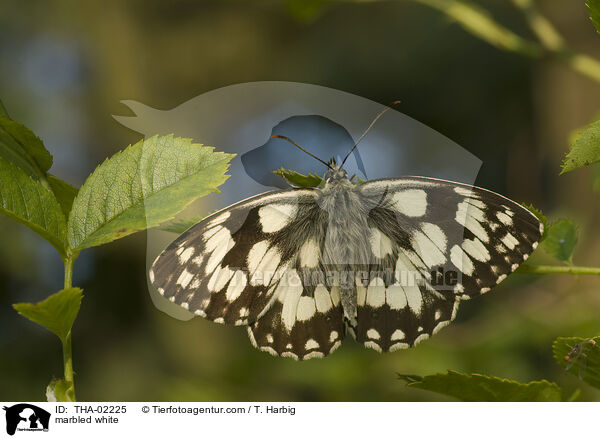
{"left": 48, "top": 174, "right": 78, "bottom": 218}
{"left": 0, "top": 157, "right": 67, "bottom": 256}
{"left": 273, "top": 168, "right": 323, "bottom": 187}
{"left": 13, "top": 288, "right": 83, "bottom": 344}
{"left": 541, "top": 219, "right": 578, "bottom": 263}
{"left": 522, "top": 203, "right": 547, "bottom": 238}
{"left": 158, "top": 216, "right": 204, "bottom": 234}
{"left": 46, "top": 378, "right": 75, "bottom": 402}
{"left": 587, "top": 0, "right": 600, "bottom": 34}
{"left": 561, "top": 119, "right": 600, "bottom": 174}
{"left": 67, "top": 134, "right": 234, "bottom": 250}
{"left": 553, "top": 336, "right": 600, "bottom": 389}
{"left": 398, "top": 370, "right": 562, "bottom": 401}
{"left": 0, "top": 114, "right": 53, "bottom": 179}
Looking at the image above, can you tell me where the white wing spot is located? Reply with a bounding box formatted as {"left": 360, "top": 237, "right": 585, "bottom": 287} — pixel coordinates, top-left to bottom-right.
{"left": 461, "top": 238, "right": 491, "bottom": 262}
{"left": 390, "top": 343, "right": 409, "bottom": 352}
{"left": 192, "top": 255, "right": 204, "bottom": 266}
{"left": 247, "top": 241, "right": 269, "bottom": 275}
{"left": 405, "top": 285, "right": 423, "bottom": 315}
{"left": 179, "top": 247, "right": 195, "bottom": 263}
{"left": 176, "top": 269, "right": 194, "bottom": 288}
{"left": 330, "top": 331, "right": 339, "bottom": 342}
{"left": 205, "top": 229, "right": 234, "bottom": 274}
{"left": 149, "top": 270, "right": 155, "bottom": 283}
{"left": 386, "top": 284, "right": 408, "bottom": 310}
{"left": 501, "top": 233, "right": 519, "bottom": 250}
{"left": 364, "top": 341, "right": 383, "bottom": 353}
{"left": 412, "top": 229, "right": 446, "bottom": 268}
{"left": 314, "top": 284, "right": 333, "bottom": 312}
{"left": 450, "top": 244, "right": 474, "bottom": 276}
{"left": 258, "top": 203, "right": 297, "bottom": 233}
{"left": 390, "top": 189, "right": 427, "bottom": 217}
{"left": 369, "top": 228, "right": 394, "bottom": 258}
{"left": 250, "top": 246, "right": 282, "bottom": 286}
{"left": 226, "top": 270, "right": 248, "bottom": 301}
{"left": 208, "top": 265, "right": 235, "bottom": 292}
{"left": 266, "top": 334, "right": 274, "bottom": 343}
{"left": 366, "top": 278, "right": 386, "bottom": 308}
{"left": 367, "top": 328, "right": 381, "bottom": 340}
{"left": 496, "top": 211, "right": 513, "bottom": 226}
{"left": 305, "top": 339, "right": 319, "bottom": 350}
{"left": 456, "top": 201, "right": 489, "bottom": 243}
{"left": 391, "top": 329, "right": 405, "bottom": 341}
{"left": 282, "top": 351, "right": 298, "bottom": 360}
{"left": 330, "top": 286, "right": 341, "bottom": 306}
{"left": 296, "top": 297, "right": 316, "bottom": 321}
{"left": 303, "top": 351, "right": 325, "bottom": 359}
{"left": 414, "top": 333, "right": 430, "bottom": 345}
{"left": 433, "top": 321, "right": 451, "bottom": 334}
{"left": 208, "top": 211, "right": 231, "bottom": 227}
{"left": 496, "top": 274, "right": 507, "bottom": 284}
{"left": 299, "top": 238, "right": 320, "bottom": 268}
{"left": 421, "top": 222, "right": 447, "bottom": 252}
{"left": 480, "top": 287, "right": 490, "bottom": 294}
{"left": 454, "top": 186, "right": 475, "bottom": 197}
{"left": 279, "top": 270, "right": 303, "bottom": 331}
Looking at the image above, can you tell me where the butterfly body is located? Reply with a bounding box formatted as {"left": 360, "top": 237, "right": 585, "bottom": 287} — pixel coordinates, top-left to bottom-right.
{"left": 151, "top": 159, "right": 543, "bottom": 360}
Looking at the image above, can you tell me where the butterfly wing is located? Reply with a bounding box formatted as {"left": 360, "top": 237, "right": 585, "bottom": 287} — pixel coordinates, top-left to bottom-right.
{"left": 150, "top": 188, "right": 345, "bottom": 359}
{"left": 348, "top": 176, "right": 543, "bottom": 352}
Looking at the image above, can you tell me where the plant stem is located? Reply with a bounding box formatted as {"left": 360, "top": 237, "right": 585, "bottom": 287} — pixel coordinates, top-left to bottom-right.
{"left": 518, "top": 264, "right": 600, "bottom": 275}
{"left": 62, "top": 254, "right": 76, "bottom": 401}
{"left": 408, "top": 0, "right": 600, "bottom": 84}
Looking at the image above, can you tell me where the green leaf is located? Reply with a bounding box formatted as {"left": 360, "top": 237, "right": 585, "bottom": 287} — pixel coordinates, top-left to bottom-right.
{"left": 67, "top": 134, "right": 234, "bottom": 250}
{"left": 47, "top": 174, "right": 78, "bottom": 218}
{"left": 0, "top": 114, "right": 53, "bottom": 179}
{"left": 13, "top": 288, "right": 83, "bottom": 344}
{"left": 522, "top": 203, "right": 547, "bottom": 238}
{"left": 157, "top": 216, "right": 204, "bottom": 234}
{"left": 553, "top": 336, "right": 600, "bottom": 389}
{"left": 398, "top": 370, "right": 562, "bottom": 401}
{"left": 587, "top": 0, "right": 600, "bottom": 34}
{"left": 561, "top": 119, "right": 600, "bottom": 174}
{"left": 541, "top": 219, "right": 578, "bottom": 263}
{"left": 0, "top": 157, "right": 68, "bottom": 256}
{"left": 273, "top": 168, "right": 323, "bottom": 187}
{"left": 46, "top": 378, "right": 75, "bottom": 402}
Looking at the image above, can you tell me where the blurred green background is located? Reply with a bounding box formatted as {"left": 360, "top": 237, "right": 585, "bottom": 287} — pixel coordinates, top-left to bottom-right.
{"left": 1, "top": 0, "right": 600, "bottom": 401}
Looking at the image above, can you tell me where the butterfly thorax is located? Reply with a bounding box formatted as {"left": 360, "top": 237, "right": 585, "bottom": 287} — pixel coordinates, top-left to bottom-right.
{"left": 318, "top": 161, "right": 371, "bottom": 324}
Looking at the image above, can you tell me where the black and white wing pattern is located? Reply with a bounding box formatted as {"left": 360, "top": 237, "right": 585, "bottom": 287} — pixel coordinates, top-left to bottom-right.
{"left": 150, "top": 189, "right": 345, "bottom": 360}
{"left": 150, "top": 172, "right": 543, "bottom": 360}
{"left": 348, "top": 176, "right": 543, "bottom": 353}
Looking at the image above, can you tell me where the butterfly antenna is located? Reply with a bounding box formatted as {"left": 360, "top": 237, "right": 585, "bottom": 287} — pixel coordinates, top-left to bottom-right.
{"left": 340, "top": 100, "right": 401, "bottom": 168}
{"left": 271, "top": 134, "right": 333, "bottom": 169}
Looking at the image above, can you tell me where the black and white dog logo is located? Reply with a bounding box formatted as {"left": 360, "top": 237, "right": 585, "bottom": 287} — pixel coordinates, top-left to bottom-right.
{"left": 3, "top": 404, "right": 50, "bottom": 435}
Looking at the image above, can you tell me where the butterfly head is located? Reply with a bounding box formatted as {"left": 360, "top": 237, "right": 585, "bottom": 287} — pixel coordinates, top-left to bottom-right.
{"left": 323, "top": 158, "right": 349, "bottom": 183}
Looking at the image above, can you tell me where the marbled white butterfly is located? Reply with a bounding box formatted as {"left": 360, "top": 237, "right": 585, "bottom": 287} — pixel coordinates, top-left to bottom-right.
{"left": 150, "top": 110, "right": 543, "bottom": 360}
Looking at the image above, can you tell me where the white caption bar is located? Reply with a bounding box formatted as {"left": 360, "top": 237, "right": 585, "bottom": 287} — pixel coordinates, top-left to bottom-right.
{"left": 1, "top": 402, "right": 597, "bottom": 438}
